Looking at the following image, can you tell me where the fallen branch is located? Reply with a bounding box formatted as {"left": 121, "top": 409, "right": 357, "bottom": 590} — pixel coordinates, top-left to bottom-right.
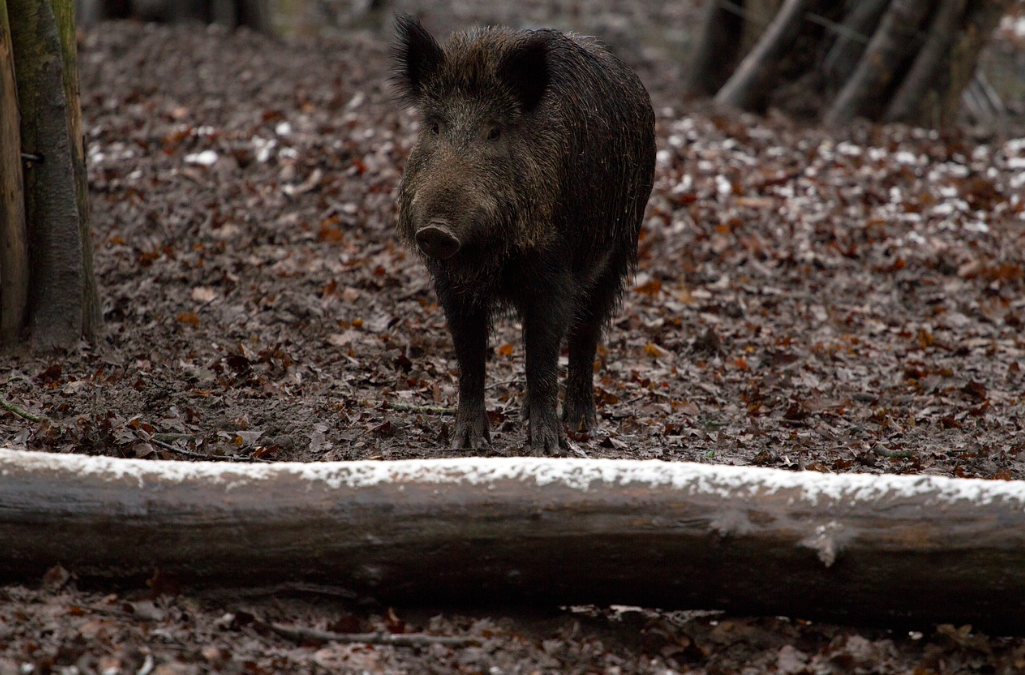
{"left": 2, "top": 447, "right": 1025, "bottom": 632}
{"left": 268, "top": 623, "right": 479, "bottom": 647}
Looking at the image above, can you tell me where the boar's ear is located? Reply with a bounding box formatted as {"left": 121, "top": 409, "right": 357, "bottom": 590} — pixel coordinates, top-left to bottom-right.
{"left": 500, "top": 34, "right": 549, "bottom": 112}
{"left": 392, "top": 13, "right": 445, "bottom": 101}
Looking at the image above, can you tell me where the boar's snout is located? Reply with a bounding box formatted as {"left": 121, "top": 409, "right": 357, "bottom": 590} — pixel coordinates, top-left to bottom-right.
{"left": 415, "top": 222, "right": 461, "bottom": 259}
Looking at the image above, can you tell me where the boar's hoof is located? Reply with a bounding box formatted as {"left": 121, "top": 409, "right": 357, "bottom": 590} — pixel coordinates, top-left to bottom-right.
{"left": 415, "top": 224, "right": 461, "bottom": 260}
{"left": 528, "top": 417, "right": 567, "bottom": 455}
{"left": 451, "top": 413, "right": 490, "bottom": 450}
{"left": 562, "top": 400, "right": 597, "bottom": 433}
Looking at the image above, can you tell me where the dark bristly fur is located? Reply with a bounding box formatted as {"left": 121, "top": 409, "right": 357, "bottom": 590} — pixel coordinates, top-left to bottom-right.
{"left": 393, "top": 14, "right": 656, "bottom": 453}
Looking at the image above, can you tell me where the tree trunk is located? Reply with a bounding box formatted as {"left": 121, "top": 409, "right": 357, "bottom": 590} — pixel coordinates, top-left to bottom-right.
{"left": 52, "top": 0, "right": 99, "bottom": 338}
{"left": 821, "top": 0, "right": 890, "bottom": 86}
{"left": 684, "top": 0, "right": 745, "bottom": 97}
{"left": 824, "top": 0, "right": 934, "bottom": 127}
{"left": 4, "top": 448, "right": 1025, "bottom": 632}
{"left": 0, "top": 0, "right": 29, "bottom": 347}
{"left": 8, "top": 0, "right": 96, "bottom": 349}
{"left": 75, "top": 0, "right": 271, "bottom": 32}
{"left": 714, "top": 0, "right": 820, "bottom": 111}
{"left": 924, "top": 0, "right": 1014, "bottom": 128}
{"left": 691, "top": 0, "right": 1015, "bottom": 127}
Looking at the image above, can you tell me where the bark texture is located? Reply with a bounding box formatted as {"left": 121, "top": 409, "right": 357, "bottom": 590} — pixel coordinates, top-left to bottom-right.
{"left": 52, "top": 0, "right": 100, "bottom": 337}
{"left": 9, "top": 0, "right": 92, "bottom": 349}
{"left": 0, "top": 0, "right": 29, "bottom": 346}
{"left": 3, "top": 448, "right": 1025, "bottom": 632}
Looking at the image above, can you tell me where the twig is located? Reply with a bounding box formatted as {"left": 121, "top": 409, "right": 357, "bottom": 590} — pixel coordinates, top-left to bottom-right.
{"left": 151, "top": 438, "right": 272, "bottom": 463}
{"left": 1, "top": 377, "right": 49, "bottom": 423}
{"left": 152, "top": 433, "right": 193, "bottom": 443}
{"left": 870, "top": 445, "right": 914, "bottom": 460}
{"left": 269, "top": 623, "right": 480, "bottom": 648}
{"left": 803, "top": 11, "right": 871, "bottom": 45}
{"left": 383, "top": 402, "right": 456, "bottom": 415}
{"left": 486, "top": 377, "right": 521, "bottom": 390}
{"left": 717, "top": 0, "right": 768, "bottom": 27}
{"left": 0, "top": 395, "right": 48, "bottom": 423}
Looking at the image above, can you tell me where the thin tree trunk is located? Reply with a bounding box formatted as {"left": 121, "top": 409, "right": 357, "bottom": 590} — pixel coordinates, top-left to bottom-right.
{"left": 884, "top": 0, "right": 966, "bottom": 125}
{"left": 714, "top": 0, "right": 820, "bottom": 111}
{"left": 9, "top": 0, "right": 86, "bottom": 349}
{"left": 0, "top": 0, "right": 29, "bottom": 347}
{"left": 929, "top": 0, "right": 1014, "bottom": 128}
{"left": 738, "top": 0, "right": 783, "bottom": 64}
{"left": 822, "top": 0, "right": 891, "bottom": 87}
{"left": 823, "top": 0, "right": 932, "bottom": 127}
{"left": 239, "top": 0, "right": 271, "bottom": 34}
{"left": 684, "top": 0, "right": 745, "bottom": 97}
{"left": 4, "top": 448, "right": 1025, "bottom": 632}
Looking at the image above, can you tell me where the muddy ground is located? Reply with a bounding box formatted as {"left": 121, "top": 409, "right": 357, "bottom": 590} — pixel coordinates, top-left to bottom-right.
{"left": 2, "top": 6, "right": 1025, "bottom": 674}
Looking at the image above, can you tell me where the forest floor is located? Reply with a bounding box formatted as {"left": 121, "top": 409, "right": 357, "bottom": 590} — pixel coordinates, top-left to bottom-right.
{"left": 2, "top": 9, "right": 1025, "bottom": 675}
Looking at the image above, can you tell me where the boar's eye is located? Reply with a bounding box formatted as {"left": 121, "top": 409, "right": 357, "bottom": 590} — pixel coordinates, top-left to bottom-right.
{"left": 429, "top": 120, "right": 441, "bottom": 135}
{"left": 487, "top": 125, "right": 501, "bottom": 141}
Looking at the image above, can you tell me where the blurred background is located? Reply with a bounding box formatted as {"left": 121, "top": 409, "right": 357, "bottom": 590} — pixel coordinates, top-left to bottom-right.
{"left": 73, "top": 0, "right": 1025, "bottom": 130}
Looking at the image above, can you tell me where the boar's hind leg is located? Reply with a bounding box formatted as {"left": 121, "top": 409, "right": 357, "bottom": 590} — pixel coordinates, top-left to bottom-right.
{"left": 563, "top": 315, "right": 601, "bottom": 433}
{"left": 441, "top": 295, "right": 491, "bottom": 450}
{"left": 563, "top": 272, "right": 620, "bottom": 433}
{"left": 522, "top": 291, "right": 570, "bottom": 454}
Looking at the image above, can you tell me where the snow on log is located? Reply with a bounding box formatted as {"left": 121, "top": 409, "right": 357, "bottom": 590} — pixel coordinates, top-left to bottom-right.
{"left": 2, "top": 447, "right": 1025, "bottom": 631}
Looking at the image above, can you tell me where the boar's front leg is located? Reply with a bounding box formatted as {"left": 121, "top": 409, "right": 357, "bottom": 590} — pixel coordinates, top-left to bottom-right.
{"left": 522, "top": 285, "right": 570, "bottom": 454}
{"left": 439, "top": 291, "right": 491, "bottom": 450}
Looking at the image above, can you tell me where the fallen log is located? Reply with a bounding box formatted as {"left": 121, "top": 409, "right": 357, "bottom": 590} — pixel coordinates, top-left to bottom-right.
{"left": 2, "top": 447, "right": 1025, "bottom": 632}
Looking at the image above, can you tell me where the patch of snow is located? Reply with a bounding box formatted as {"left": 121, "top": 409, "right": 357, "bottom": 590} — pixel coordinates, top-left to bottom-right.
{"left": 894, "top": 151, "right": 919, "bottom": 166}
{"left": 1004, "top": 138, "right": 1025, "bottom": 156}
{"left": 184, "top": 150, "right": 218, "bottom": 166}
{"left": 252, "top": 136, "right": 276, "bottom": 163}
{"left": 836, "top": 142, "right": 862, "bottom": 157}
{"left": 2, "top": 448, "right": 1025, "bottom": 510}
{"left": 868, "top": 147, "right": 887, "bottom": 162}
{"left": 715, "top": 175, "right": 732, "bottom": 196}
{"left": 1000, "top": 15, "right": 1025, "bottom": 39}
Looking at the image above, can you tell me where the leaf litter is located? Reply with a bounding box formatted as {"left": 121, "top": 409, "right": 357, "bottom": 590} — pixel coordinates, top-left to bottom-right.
{"left": 1, "top": 8, "right": 1025, "bottom": 674}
